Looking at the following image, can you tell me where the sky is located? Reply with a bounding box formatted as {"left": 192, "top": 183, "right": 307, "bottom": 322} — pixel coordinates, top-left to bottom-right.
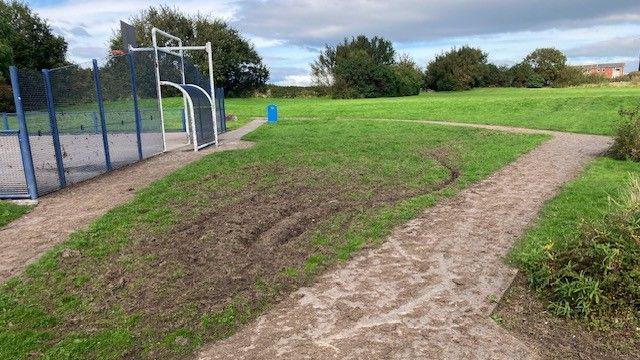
{"left": 26, "top": 0, "right": 640, "bottom": 86}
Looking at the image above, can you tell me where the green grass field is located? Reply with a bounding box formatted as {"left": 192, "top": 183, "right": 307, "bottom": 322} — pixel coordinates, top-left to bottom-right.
{"left": 0, "top": 119, "right": 546, "bottom": 359}
{"left": 10, "top": 87, "right": 638, "bottom": 135}
{"left": 206, "top": 87, "right": 640, "bottom": 135}
{"left": 0, "top": 201, "right": 31, "bottom": 228}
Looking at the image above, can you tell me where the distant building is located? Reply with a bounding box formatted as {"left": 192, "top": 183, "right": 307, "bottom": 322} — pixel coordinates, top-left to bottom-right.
{"left": 576, "top": 63, "right": 625, "bottom": 79}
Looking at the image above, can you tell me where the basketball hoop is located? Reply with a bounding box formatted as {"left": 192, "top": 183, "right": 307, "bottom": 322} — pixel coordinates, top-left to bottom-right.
{"left": 111, "top": 49, "right": 126, "bottom": 56}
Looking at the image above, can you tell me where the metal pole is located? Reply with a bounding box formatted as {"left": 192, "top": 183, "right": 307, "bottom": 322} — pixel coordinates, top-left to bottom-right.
{"left": 42, "top": 69, "right": 67, "bottom": 188}
{"left": 9, "top": 66, "right": 38, "bottom": 199}
{"left": 151, "top": 29, "right": 167, "bottom": 152}
{"left": 206, "top": 42, "right": 219, "bottom": 146}
{"left": 92, "top": 59, "right": 112, "bottom": 171}
{"left": 127, "top": 53, "right": 144, "bottom": 160}
{"left": 179, "top": 38, "right": 190, "bottom": 144}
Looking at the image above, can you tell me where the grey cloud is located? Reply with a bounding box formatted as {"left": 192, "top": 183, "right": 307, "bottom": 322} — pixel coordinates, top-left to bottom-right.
{"left": 233, "top": 0, "right": 640, "bottom": 46}
{"left": 565, "top": 37, "right": 640, "bottom": 58}
{"left": 69, "top": 26, "right": 91, "bottom": 38}
{"left": 52, "top": 23, "right": 91, "bottom": 39}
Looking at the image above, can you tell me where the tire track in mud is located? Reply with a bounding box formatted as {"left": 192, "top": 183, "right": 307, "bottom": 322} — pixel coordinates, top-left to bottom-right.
{"left": 0, "top": 120, "right": 264, "bottom": 283}
{"left": 197, "top": 124, "right": 611, "bottom": 360}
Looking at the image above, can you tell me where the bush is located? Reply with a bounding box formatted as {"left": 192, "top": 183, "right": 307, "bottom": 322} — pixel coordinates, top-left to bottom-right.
{"left": 0, "top": 79, "right": 13, "bottom": 113}
{"left": 610, "top": 106, "right": 640, "bottom": 162}
{"left": 613, "top": 71, "right": 640, "bottom": 84}
{"left": 392, "top": 56, "right": 423, "bottom": 96}
{"left": 311, "top": 35, "right": 401, "bottom": 99}
{"left": 253, "top": 85, "right": 329, "bottom": 98}
{"left": 480, "top": 64, "right": 510, "bottom": 87}
{"left": 553, "top": 66, "right": 609, "bottom": 87}
{"left": 531, "top": 177, "right": 640, "bottom": 321}
{"left": 424, "top": 46, "right": 490, "bottom": 91}
{"left": 525, "top": 72, "right": 545, "bottom": 88}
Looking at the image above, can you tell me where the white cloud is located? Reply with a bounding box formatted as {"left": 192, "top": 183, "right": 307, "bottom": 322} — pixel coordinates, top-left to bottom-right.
{"left": 247, "top": 35, "right": 285, "bottom": 48}
{"left": 275, "top": 74, "right": 314, "bottom": 86}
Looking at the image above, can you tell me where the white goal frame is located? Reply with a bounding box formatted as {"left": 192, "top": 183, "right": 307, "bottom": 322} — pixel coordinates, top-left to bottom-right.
{"left": 129, "top": 27, "right": 218, "bottom": 151}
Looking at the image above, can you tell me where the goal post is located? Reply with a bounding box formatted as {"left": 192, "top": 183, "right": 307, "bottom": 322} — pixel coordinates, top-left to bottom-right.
{"left": 123, "top": 24, "right": 219, "bottom": 151}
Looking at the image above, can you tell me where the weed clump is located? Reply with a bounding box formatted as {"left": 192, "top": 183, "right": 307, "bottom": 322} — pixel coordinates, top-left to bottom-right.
{"left": 610, "top": 106, "right": 640, "bottom": 162}
{"left": 529, "top": 177, "right": 640, "bottom": 322}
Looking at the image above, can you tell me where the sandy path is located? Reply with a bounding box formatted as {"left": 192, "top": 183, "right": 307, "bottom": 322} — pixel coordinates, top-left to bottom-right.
{"left": 198, "top": 123, "right": 611, "bottom": 360}
{"left": 0, "top": 119, "right": 264, "bottom": 283}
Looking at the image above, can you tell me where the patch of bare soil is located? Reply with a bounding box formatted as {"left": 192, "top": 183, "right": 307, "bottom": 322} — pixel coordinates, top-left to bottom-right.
{"left": 77, "top": 150, "right": 460, "bottom": 358}
{"left": 196, "top": 130, "right": 612, "bottom": 360}
{"left": 494, "top": 274, "right": 640, "bottom": 360}
{"left": 0, "top": 120, "right": 263, "bottom": 283}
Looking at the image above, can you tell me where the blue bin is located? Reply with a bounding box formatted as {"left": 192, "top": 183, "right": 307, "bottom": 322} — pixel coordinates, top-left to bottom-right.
{"left": 267, "top": 104, "right": 278, "bottom": 123}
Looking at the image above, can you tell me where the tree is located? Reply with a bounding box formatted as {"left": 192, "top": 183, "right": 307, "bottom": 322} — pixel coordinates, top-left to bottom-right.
{"left": 424, "top": 46, "right": 490, "bottom": 91}
{"left": 110, "top": 6, "right": 269, "bottom": 96}
{"left": 480, "top": 64, "right": 510, "bottom": 87}
{"left": 0, "top": 0, "right": 67, "bottom": 111}
{"left": 311, "top": 35, "right": 398, "bottom": 98}
{"left": 523, "top": 48, "right": 567, "bottom": 86}
{"left": 0, "top": 0, "right": 67, "bottom": 77}
{"left": 392, "top": 55, "right": 423, "bottom": 96}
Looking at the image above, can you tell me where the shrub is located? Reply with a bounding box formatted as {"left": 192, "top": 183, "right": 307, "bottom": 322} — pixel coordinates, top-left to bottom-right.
{"left": 531, "top": 177, "right": 640, "bottom": 321}
{"left": 525, "top": 72, "right": 545, "bottom": 88}
{"left": 392, "top": 56, "right": 423, "bottom": 96}
{"left": 553, "top": 66, "right": 609, "bottom": 87}
{"left": 480, "top": 64, "right": 510, "bottom": 87}
{"left": 253, "top": 85, "right": 329, "bottom": 98}
{"left": 311, "top": 35, "right": 399, "bottom": 99}
{"left": 0, "top": 78, "right": 13, "bottom": 112}
{"left": 613, "top": 71, "right": 640, "bottom": 85}
{"left": 610, "top": 106, "right": 640, "bottom": 162}
{"left": 424, "top": 46, "right": 490, "bottom": 91}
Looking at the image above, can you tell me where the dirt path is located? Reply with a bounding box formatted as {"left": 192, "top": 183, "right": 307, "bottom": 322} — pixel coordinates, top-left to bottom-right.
{"left": 198, "top": 123, "right": 611, "bottom": 360}
{"left": 0, "top": 119, "right": 264, "bottom": 283}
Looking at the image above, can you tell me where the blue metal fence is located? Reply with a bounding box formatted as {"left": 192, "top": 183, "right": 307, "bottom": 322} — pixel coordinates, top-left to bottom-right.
{"left": 1, "top": 52, "right": 227, "bottom": 200}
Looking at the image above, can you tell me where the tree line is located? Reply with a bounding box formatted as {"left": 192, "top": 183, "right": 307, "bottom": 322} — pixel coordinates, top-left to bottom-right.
{"left": 313, "top": 36, "right": 607, "bottom": 98}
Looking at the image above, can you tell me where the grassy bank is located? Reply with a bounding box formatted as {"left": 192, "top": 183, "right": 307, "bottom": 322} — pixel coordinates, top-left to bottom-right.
{"left": 208, "top": 87, "right": 640, "bottom": 135}
{"left": 510, "top": 157, "right": 640, "bottom": 321}
{"left": 0, "top": 119, "right": 545, "bottom": 359}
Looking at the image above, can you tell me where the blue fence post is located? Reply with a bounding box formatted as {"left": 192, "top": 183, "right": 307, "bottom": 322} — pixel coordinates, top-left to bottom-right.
{"left": 2, "top": 113, "right": 8, "bottom": 130}
{"left": 126, "top": 53, "right": 144, "bottom": 160}
{"left": 9, "top": 66, "right": 38, "bottom": 199}
{"left": 92, "top": 59, "right": 112, "bottom": 171}
{"left": 42, "top": 69, "right": 67, "bottom": 188}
